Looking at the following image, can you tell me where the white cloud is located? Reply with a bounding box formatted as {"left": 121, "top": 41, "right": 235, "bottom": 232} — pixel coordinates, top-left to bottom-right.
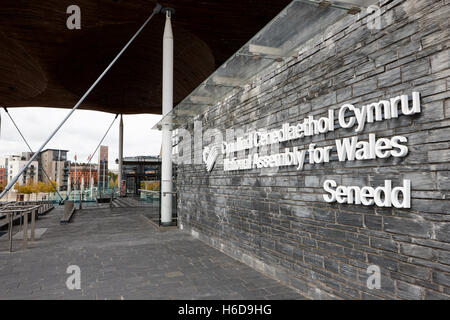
{"left": 0, "top": 107, "right": 162, "bottom": 170}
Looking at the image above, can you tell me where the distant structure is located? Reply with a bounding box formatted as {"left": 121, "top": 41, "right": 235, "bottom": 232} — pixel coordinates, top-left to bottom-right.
{"left": 0, "top": 167, "right": 6, "bottom": 188}
{"left": 98, "top": 146, "right": 108, "bottom": 189}
{"left": 0, "top": 153, "right": 39, "bottom": 186}
{"left": 119, "top": 156, "right": 161, "bottom": 195}
{"left": 69, "top": 163, "right": 98, "bottom": 187}
{"left": 39, "top": 149, "right": 70, "bottom": 191}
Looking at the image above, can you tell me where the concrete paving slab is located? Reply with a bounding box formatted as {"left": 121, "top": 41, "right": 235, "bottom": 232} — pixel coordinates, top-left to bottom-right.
{"left": 12, "top": 228, "right": 47, "bottom": 240}
{"left": 0, "top": 205, "right": 307, "bottom": 300}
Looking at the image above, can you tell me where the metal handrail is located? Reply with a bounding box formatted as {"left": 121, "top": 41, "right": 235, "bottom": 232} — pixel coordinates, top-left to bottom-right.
{"left": 0, "top": 202, "right": 54, "bottom": 252}
{"left": 138, "top": 189, "right": 160, "bottom": 195}
{"left": 0, "top": 205, "right": 40, "bottom": 217}
{"left": 0, "top": 201, "right": 52, "bottom": 212}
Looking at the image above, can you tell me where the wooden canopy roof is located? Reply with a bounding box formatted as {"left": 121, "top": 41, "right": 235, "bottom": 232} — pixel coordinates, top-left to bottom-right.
{"left": 0, "top": 0, "right": 291, "bottom": 114}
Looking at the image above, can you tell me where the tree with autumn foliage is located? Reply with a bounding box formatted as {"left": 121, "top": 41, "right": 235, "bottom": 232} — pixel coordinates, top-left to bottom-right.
{"left": 14, "top": 180, "right": 57, "bottom": 200}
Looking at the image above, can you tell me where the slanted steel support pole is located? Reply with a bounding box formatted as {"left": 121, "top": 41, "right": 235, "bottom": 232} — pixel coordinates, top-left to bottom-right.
{"left": 161, "top": 9, "right": 174, "bottom": 225}
{"left": 0, "top": 3, "right": 162, "bottom": 200}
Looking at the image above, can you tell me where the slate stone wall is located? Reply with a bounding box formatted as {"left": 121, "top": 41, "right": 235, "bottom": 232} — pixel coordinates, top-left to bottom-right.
{"left": 175, "top": 0, "right": 450, "bottom": 299}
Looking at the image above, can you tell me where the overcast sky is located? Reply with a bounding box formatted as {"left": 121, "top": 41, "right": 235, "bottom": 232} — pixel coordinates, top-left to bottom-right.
{"left": 0, "top": 107, "right": 162, "bottom": 170}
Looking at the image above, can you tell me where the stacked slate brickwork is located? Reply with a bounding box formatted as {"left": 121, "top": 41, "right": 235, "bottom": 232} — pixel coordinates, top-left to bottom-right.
{"left": 175, "top": 0, "right": 450, "bottom": 299}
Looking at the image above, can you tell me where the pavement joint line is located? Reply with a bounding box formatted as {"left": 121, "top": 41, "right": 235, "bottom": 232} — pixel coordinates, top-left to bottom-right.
{"left": 0, "top": 204, "right": 307, "bottom": 300}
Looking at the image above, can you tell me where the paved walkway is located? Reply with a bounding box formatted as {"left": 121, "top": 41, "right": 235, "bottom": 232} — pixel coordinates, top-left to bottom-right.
{"left": 0, "top": 205, "right": 306, "bottom": 300}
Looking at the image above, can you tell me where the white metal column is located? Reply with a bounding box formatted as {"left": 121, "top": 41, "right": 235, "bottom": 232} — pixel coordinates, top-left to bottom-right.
{"left": 161, "top": 9, "right": 174, "bottom": 225}
{"left": 118, "top": 114, "right": 123, "bottom": 196}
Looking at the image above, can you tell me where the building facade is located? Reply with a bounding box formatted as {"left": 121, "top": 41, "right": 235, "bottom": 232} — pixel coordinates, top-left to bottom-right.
{"left": 173, "top": 0, "right": 450, "bottom": 299}
{"left": 121, "top": 156, "right": 161, "bottom": 195}
{"left": 0, "top": 154, "right": 39, "bottom": 186}
{"left": 39, "top": 149, "right": 70, "bottom": 191}
{"left": 69, "top": 164, "right": 98, "bottom": 188}
{"left": 98, "top": 146, "right": 109, "bottom": 189}
{"left": 0, "top": 167, "right": 6, "bottom": 189}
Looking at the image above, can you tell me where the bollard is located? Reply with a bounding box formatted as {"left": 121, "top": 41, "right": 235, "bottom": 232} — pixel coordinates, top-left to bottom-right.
{"left": 23, "top": 211, "right": 28, "bottom": 249}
